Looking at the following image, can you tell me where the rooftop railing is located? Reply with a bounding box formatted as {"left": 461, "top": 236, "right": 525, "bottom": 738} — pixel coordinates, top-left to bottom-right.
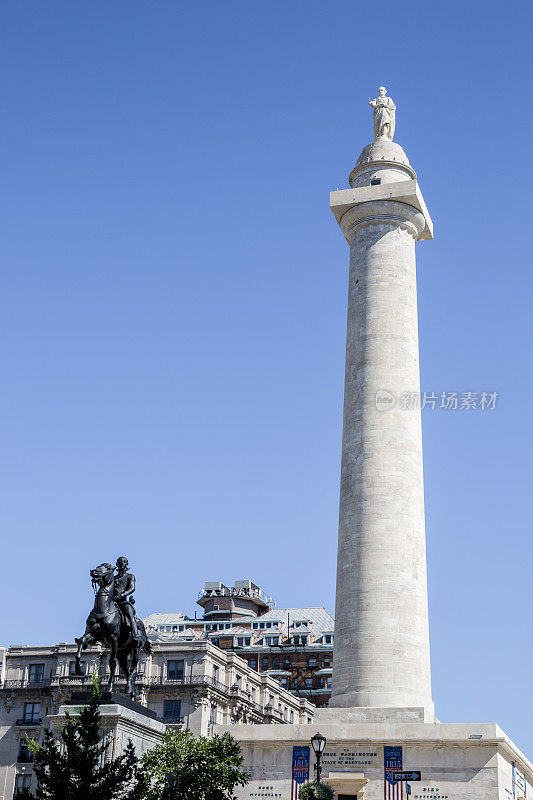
{"left": 148, "top": 675, "right": 228, "bottom": 693}
{"left": 3, "top": 679, "right": 51, "bottom": 690}
{"left": 198, "top": 586, "right": 275, "bottom": 606}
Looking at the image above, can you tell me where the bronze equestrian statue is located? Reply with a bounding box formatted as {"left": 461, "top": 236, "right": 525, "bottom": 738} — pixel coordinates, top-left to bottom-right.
{"left": 75, "top": 557, "right": 152, "bottom": 700}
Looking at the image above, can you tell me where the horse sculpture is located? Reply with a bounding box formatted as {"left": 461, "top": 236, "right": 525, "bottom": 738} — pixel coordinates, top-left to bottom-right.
{"left": 75, "top": 562, "right": 152, "bottom": 700}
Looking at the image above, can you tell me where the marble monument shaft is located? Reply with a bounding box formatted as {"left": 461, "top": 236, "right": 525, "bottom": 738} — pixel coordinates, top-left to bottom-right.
{"left": 329, "top": 136, "right": 433, "bottom": 714}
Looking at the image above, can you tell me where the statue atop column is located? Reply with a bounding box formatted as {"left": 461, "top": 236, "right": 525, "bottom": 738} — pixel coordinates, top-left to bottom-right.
{"left": 369, "top": 86, "right": 396, "bottom": 141}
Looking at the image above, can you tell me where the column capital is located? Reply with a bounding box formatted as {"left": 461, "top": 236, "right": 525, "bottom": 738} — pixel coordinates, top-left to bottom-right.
{"left": 339, "top": 199, "right": 426, "bottom": 244}
{"left": 330, "top": 178, "right": 433, "bottom": 243}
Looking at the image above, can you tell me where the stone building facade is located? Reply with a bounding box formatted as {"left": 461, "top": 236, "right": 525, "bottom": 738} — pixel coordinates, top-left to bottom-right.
{"left": 144, "top": 579, "right": 335, "bottom": 708}
{"left": 0, "top": 639, "right": 314, "bottom": 798}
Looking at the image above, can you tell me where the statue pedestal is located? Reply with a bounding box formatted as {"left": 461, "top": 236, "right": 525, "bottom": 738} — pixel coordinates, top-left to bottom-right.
{"left": 49, "top": 693, "right": 166, "bottom": 760}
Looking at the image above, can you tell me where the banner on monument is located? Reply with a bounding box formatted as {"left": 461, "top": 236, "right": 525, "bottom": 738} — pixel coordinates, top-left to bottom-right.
{"left": 291, "top": 746, "right": 310, "bottom": 800}
{"left": 384, "top": 746, "right": 404, "bottom": 800}
{"left": 513, "top": 761, "right": 527, "bottom": 799}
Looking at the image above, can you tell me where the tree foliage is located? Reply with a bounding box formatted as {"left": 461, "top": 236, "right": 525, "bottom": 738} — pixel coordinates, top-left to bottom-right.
{"left": 136, "top": 729, "right": 249, "bottom": 800}
{"left": 26, "top": 683, "right": 139, "bottom": 800}
{"left": 299, "top": 782, "right": 335, "bottom": 800}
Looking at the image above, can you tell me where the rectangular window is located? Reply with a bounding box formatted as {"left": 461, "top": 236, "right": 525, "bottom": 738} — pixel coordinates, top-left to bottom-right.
{"left": 17, "top": 742, "right": 33, "bottom": 764}
{"left": 23, "top": 702, "right": 40, "bottom": 723}
{"left": 283, "top": 657, "right": 291, "bottom": 669}
{"left": 28, "top": 664, "right": 45, "bottom": 683}
{"left": 261, "top": 656, "right": 269, "bottom": 670}
{"left": 326, "top": 676, "right": 332, "bottom": 689}
{"left": 163, "top": 699, "right": 182, "bottom": 720}
{"left": 324, "top": 657, "right": 331, "bottom": 667}
{"left": 16, "top": 774, "right": 32, "bottom": 790}
{"left": 292, "top": 635, "right": 307, "bottom": 646}
{"left": 280, "top": 677, "right": 288, "bottom": 688}
{"left": 69, "top": 661, "right": 85, "bottom": 676}
{"left": 167, "top": 660, "right": 184, "bottom": 680}
{"left": 304, "top": 678, "right": 313, "bottom": 688}
{"left": 325, "top": 635, "right": 332, "bottom": 644}
{"left": 272, "top": 657, "right": 280, "bottom": 669}
{"left": 249, "top": 658, "right": 257, "bottom": 670}
{"left": 211, "top": 637, "right": 220, "bottom": 647}
{"left": 308, "top": 657, "right": 317, "bottom": 668}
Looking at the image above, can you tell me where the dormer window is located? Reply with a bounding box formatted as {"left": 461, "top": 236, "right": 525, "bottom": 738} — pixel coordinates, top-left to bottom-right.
{"left": 291, "top": 635, "right": 308, "bottom": 646}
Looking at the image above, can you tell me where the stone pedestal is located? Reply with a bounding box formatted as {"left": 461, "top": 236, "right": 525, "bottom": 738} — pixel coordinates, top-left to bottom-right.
{"left": 216, "top": 714, "right": 533, "bottom": 800}
{"left": 48, "top": 692, "right": 166, "bottom": 761}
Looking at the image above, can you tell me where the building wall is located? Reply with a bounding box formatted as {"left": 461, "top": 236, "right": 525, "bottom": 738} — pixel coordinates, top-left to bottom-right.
{"left": 0, "top": 640, "right": 314, "bottom": 799}
{"left": 215, "top": 725, "right": 533, "bottom": 800}
{"left": 146, "top": 586, "right": 335, "bottom": 708}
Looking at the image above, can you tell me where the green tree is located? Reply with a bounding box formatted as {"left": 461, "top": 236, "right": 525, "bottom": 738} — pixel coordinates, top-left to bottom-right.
{"left": 26, "top": 681, "right": 139, "bottom": 800}
{"left": 137, "top": 729, "right": 249, "bottom": 800}
{"left": 299, "top": 783, "right": 335, "bottom": 800}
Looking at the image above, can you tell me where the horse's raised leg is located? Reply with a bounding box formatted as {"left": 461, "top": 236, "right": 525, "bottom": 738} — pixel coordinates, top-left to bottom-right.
{"left": 107, "top": 635, "right": 118, "bottom": 693}
{"left": 75, "top": 632, "right": 94, "bottom": 676}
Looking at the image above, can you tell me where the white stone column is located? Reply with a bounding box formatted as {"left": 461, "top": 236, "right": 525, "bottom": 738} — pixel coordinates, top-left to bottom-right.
{"left": 329, "top": 140, "right": 434, "bottom": 717}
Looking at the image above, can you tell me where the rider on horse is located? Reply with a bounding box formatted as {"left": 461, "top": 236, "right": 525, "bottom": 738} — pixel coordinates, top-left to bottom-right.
{"left": 114, "top": 557, "right": 139, "bottom": 644}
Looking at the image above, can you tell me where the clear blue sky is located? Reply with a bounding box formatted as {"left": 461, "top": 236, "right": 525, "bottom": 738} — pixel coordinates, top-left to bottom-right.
{"left": 1, "top": 0, "right": 532, "bottom": 752}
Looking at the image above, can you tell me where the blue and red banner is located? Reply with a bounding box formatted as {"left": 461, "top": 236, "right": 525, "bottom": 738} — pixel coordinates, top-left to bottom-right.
{"left": 292, "top": 746, "right": 310, "bottom": 800}
{"left": 385, "top": 746, "right": 403, "bottom": 800}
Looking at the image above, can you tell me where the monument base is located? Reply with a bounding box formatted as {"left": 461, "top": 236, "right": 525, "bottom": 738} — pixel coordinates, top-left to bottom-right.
{"left": 215, "top": 710, "right": 533, "bottom": 800}
{"left": 315, "top": 706, "right": 435, "bottom": 724}
{"left": 49, "top": 693, "right": 166, "bottom": 760}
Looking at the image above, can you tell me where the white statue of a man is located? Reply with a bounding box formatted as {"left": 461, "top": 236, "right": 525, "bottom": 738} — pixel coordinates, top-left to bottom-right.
{"left": 369, "top": 86, "right": 396, "bottom": 141}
